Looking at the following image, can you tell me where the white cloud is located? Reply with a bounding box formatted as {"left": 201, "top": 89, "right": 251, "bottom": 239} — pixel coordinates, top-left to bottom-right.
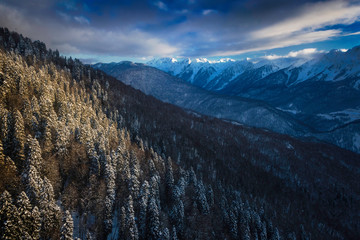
{"left": 74, "top": 16, "right": 90, "bottom": 25}
{"left": 251, "top": 0, "right": 360, "bottom": 39}
{"left": 208, "top": 0, "right": 360, "bottom": 57}
{"left": 263, "top": 48, "right": 325, "bottom": 60}
{"left": 0, "top": 3, "right": 178, "bottom": 58}
{"left": 154, "top": 1, "right": 168, "bottom": 11}
{"left": 57, "top": 11, "right": 71, "bottom": 21}
{"left": 202, "top": 9, "right": 217, "bottom": 16}
{"left": 344, "top": 31, "right": 360, "bottom": 36}
{"left": 0, "top": 3, "right": 31, "bottom": 32}
{"left": 212, "top": 29, "right": 341, "bottom": 56}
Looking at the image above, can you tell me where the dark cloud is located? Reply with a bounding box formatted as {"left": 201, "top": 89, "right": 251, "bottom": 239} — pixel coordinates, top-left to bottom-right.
{"left": 0, "top": 0, "right": 359, "bottom": 61}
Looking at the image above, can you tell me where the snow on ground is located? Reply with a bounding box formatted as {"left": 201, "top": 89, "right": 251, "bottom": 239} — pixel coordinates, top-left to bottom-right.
{"left": 353, "top": 133, "right": 360, "bottom": 153}
{"left": 317, "top": 108, "right": 360, "bottom": 123}
{"left": 276, "top": 107, "right": 301, "bottom": 115}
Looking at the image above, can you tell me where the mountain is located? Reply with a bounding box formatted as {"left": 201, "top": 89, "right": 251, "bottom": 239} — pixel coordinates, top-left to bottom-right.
{"left": 93, "top": 61, "right": 312, "bottom": 136}
{"left": 145, "top": 50, "right": 360, "bottom": 153}
{"left": 1, "top": 28, "right": 360, "bottom": 240}
{"left": 147, "top": 50, "right": 360, "bottom": 122}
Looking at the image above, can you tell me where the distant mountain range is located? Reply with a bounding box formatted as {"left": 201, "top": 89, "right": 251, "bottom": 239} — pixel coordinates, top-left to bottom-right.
{"left": 93, "top": 46, "right": 360, "bottom": 153}
{"left": 93, "top": 62, "right": 312, "bottom": 136}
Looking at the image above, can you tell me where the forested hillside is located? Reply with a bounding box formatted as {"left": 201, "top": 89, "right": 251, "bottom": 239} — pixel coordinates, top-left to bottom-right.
{"left": 0, "top": 27, "right": 359, "bottom": 240}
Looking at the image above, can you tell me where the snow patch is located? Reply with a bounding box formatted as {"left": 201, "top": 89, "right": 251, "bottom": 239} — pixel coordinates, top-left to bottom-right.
{"left": 286, "top": 142, "right": 294, "bottom": 150}
{"left": 277, "top": 107, "right": 300, "bottom": 115}
{"left": 317, "top": 109, "right": 360, "bottom": 123}
{"left": 353, "top": 133, "right": 360, "bottom": 152}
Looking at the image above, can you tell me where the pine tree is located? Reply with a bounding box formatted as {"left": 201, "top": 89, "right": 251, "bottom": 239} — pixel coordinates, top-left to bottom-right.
{"left": 287, "top": 232, "right": 296, "bottom": 240}
{"left": 163, "top": 227, "right": 170, "bottom": 240}
{"left": 39, "top": 177, "right": 61, "bottom": 239}
{"left": 0, "top": 139, "right": 4, "bottom": 164}
{"left": 16, "top": 191, "right": 33, "bottom": 238}
{"left": 125, "top": 195, "right": 139, "bottom": 240}
{"left": 171, "top": 226, "right": 178, "bottom": 240}
{"left": 31, "top": 206, "right": 41, "bottom": 240}
{"left": 260, "top": 222, "right": 267, "bottom": 240}
{"left": 104, "top": 154, "right": 116, "bottom": 234}
{"left": 41, "top": 201, "right": 61, "bottom": 239}
{"left": 149, "top": 175, "right": 161, "bottom": 211}
{"left": 118, "top": 206, "right": 126, "bottom": 239}
{"left": 271, "top": 227, "right": 280, "bottom": 240}
{"left": 6, "top": 110, "right": 25, "bottom": 169}
{"left": 0, "top": 108, "right": 9, "bottom": 146}
{"left": 146, "top": 197, "right": 161, "bottom": 240}
{"left": 22, "top": 164, "right": 43, "bottom": 203}
{"left": 60, "top": 210, "right": 74, "bottom": 240}
{"left": 165, "top": 157, "right": 174, "bottom": 202}
{"left": 149, "top": 158, "right": 158, "bottom": 177}
{"left": 242, "top": 223, "right": 251, "bottom": 240}
{"left": 88, "top": 146, "right": 100, "bottom": 176}
{"left": 24, "top": 135, "right": 43, "bottom": 171}
{"left": 14, "top": 110, "right": 25, "bottom": 160}
{"left": 129, "top": 150, "right": 140, "bottom": 198}
{"left": 207, "top": 185, "right": 214, "bottom": 207}
{"left": 227, "top": 209, "right": 238, "bottom": 239}
{"left": 195, "top": 179, "right": 209, "bottom": 215}
{"left": 55, "top": 122, "right": 69, "bottom": 155}
{"left": 138, "top": 180, "right": 149, "bottom": 239}
{"left": 0, "top": 191, "right": 22, "bottom": 239}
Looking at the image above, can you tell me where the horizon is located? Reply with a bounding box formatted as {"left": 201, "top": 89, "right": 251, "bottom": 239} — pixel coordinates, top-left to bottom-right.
{"left": 1, "top": 0, "right": 360, "bottom": 64}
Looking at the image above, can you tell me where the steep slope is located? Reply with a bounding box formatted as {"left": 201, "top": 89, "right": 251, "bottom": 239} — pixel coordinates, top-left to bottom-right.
{"left": 148, "top": 57, "right": 252, "bottom": 90}
{"left": 1, "top": 28, "right": 360, "bottom": 240}
{"left": 147, "top": 50, "right": 360, "bottom": 129}
{"left": 93, "top": 62, "right": 312, "bottom": 136}
{"left": 146, "top": 49, "right": 360, "bottom": 153}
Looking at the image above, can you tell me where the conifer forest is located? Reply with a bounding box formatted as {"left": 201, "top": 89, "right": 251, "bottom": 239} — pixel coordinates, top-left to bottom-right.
{"left": 0, "top": 28, "right": 359, "bottom": 240}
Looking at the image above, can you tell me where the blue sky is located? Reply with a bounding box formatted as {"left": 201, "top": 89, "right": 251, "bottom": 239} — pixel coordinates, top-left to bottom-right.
{"left": 0, "top": 0, "right": 360, "bottom": 63}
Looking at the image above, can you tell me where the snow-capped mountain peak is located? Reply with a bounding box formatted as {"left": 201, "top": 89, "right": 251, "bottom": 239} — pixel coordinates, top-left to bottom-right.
{"left": 148, "top": 46, "right": 360, "bottom": 91}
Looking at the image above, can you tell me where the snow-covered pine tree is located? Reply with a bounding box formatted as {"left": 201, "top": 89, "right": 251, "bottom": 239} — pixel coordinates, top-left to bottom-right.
{"left": 104, "top": 154, "right": 116, "bottom": 234}
{"left": 129, "top": 150, "right": 140, "bottom": 198}
{"left": 31, "top": 206, "right": 41, "bottom": 240}
{"left": 8, "top": 110, "right": 25, "bottom": 168}
{"left": 138, "top": 180, "right": 149, "bottom": 239}
{"left": 149, "top": 175, "right": 161, "bottom": 211}
{"left": 0, "top": 139, "right": 4, "bottom": 164}
{"left": 162, "top": 227, "right": 170, "bottom": 240}
{"left": 125, "top": 195, "right": 139, "bottom": 240}
{"left": 24, "top": 135, "right": 43, "bottom": 171}
{"left": 0, "top": 191, "right": 22, "bottom": 239}
{"left": 60, "top": 210, "right": 74, "bottom": 240}
{"left": 165, "top": 156, "right": 174, "bottom": 202}
{"left": 260, "top": 222, "right": 267, "bottom": 240}
{"left": 195, "top": 179, "right": 209, "bottom": 215}
{"left": 16, "top": 191, "right": 33, "bottom": 238}
{"left": 146, "top": 197, "right": 161, "bottom": 240}
{"left": 171, "top": 226, "right": 179, "bottom": 240}
{"left": 227, "top": 209, "right": 238, "bottom": 239}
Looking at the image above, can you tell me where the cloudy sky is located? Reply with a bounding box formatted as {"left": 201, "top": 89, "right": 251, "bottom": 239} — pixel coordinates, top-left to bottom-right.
{"left": 1, "top": 0, "right": 360, "bottom": 63}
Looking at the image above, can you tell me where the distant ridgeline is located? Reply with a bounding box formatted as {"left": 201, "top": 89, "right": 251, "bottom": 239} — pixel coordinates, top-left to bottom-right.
{"left": 0, "top": 27, "right": 360, "bottom": 239}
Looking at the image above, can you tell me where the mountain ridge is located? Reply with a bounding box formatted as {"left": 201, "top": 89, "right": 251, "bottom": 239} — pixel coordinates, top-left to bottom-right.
{"left": 93, "top": 62, "right": 314, "bottom": 137}
{"left": 140, "top": 48, "right": 360, "bottom": 153}
{"left": 94, "top": 61, "right": 360, "bottom": 153}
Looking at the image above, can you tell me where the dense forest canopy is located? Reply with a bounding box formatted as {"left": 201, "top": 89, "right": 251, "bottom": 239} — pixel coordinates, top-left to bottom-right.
{"left": 0, "top": 27, "right": 359, "bottom": 239}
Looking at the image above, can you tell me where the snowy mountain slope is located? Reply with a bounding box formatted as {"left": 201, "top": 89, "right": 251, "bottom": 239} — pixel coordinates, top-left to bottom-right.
{"left": 147, "top": 57, "right": 246, "bottom": 89}
{"left": 96, "top": 50, "right": 360, "bottom": 153}
{"left": 145, "top": 46, "right": 360, "bottom": 153}
{"left": 147, "top": 46, "right": 360, "bottom": 93}
{"left": 93, "top": 62, "right": 312, "bottom": 136}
